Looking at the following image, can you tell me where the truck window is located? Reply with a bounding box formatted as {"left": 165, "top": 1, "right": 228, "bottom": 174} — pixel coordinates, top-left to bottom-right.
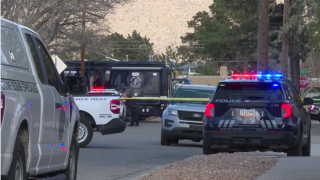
{"left": 35, "top": 38, "right": 62, "bottom": 94}
{"left": 1, "top": 27, "right": 30, "bottom": 70}
{"left": 214, "top": 82, "right": 285, "bottom": 100}
{"left": 25, "top": 34, "right": 45, "bottom": 83}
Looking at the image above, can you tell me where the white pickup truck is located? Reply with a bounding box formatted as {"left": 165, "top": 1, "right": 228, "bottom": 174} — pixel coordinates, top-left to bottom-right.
{"left": 64, "top": 76, "right": 127, "bottom": 148}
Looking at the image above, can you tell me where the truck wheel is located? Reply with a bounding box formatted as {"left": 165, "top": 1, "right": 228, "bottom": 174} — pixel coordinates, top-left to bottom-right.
{"left": 63, "top": 132, "right": 78, "bottom": 180}
{"left": 8, "top": 138, "right": 27, "bottom": 180}
{"left": 287, "top": 128, "right": 302, "bottom": 156}
{"left": 78, "top": 117, "right": 93, "bottom": 148}
{"left": 302, "top": 128, "right": 311, "bottom": 156}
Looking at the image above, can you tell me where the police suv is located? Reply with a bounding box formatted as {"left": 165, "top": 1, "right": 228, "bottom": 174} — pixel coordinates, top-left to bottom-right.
{"left": 203, "top": 73, "right": 313, "bottom": 156}
{"left": 64, "top": 76, "right": 126, "bottom": 148}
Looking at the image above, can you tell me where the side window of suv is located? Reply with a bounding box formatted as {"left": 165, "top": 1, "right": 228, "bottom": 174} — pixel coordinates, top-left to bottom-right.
{"left": 289, "top": 84, "right": 303, "bottom": 104}
{"left": 286, "top": 83, "right": 300, "bottom": 103}
{"left": 34, "top": 38, "right": 62, "bottom": 93}
{"left": 282, "top": 83, "right": 293, "bottom": 101}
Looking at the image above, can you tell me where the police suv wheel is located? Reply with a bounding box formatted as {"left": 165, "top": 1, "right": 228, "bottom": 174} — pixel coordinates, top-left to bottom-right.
{"left": 302, "top": 126, "right": 311, "bottom": 156}
{"left": 287, "top": 127, "right": 302, "bottom": 156}
{"left": 8, "top": 138, "right": 27, "bottom": 180}
{"left": 126, "top": 116, "right": 132, "bottom": 122}
{"left": 161, "top": 130, "right": 171, "bottom": 146}
{"left": 78, "top": 116, "right": 93, "bottom": 148}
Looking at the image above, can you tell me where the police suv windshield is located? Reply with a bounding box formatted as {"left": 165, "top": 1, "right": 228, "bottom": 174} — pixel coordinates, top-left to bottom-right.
{"left": 174, "top": 88, "right": 214, "bottom": 98}
{"left": 214, "top": 82, "right": 285, "bottom": 100}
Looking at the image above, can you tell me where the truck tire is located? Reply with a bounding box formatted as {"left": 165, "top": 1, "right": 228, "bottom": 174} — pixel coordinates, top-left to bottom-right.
{"left": 8, "top": 138, "right": 27, "bottom": 180}
{"left": 63, "top": 132, "right": 78, "bottom": 180}
{"left": 287, "top": 127, "right": 302, "bottom": 156}
{"left": 78, "top": 117, "right": 93, "bottom": 148}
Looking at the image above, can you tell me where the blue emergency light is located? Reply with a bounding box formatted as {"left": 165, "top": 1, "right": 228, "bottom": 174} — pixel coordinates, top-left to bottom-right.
{"left": 257, "top": 73, "right": 284, "bottom": 80}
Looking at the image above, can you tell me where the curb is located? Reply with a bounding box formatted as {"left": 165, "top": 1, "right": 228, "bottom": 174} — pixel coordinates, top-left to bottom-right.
{"left": 127, "top": 163, "right": 173, "bottom": 180}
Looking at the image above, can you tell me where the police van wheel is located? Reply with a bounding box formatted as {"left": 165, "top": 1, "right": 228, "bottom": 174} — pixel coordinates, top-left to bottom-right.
{"left": 78, "top": 117, "right": 93, "bottom": 148}
{"left": 8, "top": 138, "right": 27, "bottom": 180}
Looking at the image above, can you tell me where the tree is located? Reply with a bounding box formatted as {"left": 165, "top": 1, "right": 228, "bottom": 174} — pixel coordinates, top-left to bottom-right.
{"left": 105, "top": 30, "right": 154, "bottom": 61}
{"left": 1, "top": 0, "right": 131, "bottom": 55}
{"left": 177, "top": 0, "right": 262, "bottom": 72}
{"left": 195, "top": 61, "right": 219, "bottom": 75}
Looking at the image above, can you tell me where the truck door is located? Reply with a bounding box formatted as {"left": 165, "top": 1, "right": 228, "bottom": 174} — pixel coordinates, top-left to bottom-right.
{"left": 33, "top": 38, "right": 69, "bottom": 170}
{"left": 24, "top": 34, "right": 55, "bottom": 174}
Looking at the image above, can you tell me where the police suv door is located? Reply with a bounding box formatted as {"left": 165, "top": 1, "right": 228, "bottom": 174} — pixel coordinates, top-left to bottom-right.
{"left": 33, "top": 38, "right": 70, "bottom": 170}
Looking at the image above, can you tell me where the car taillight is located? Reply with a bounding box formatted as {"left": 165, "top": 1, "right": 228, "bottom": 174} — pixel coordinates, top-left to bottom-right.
{"left": 1, "top": 92, "right": 5, "bottom": 124}
{"left": 309, "top": 105, "right": 315, "bottom": 111}
{"left": 281, "top": 104, "right": 292, "bottom": 118}
{"left": 205, "top": 103, "right": 215, "bottom": 117}
{"left": 110, "top": 99, "right": 120, "bottom": 114}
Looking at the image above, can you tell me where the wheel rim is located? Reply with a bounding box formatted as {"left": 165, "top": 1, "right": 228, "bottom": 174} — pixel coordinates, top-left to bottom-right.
{"left": 15, "top": 154, "right": 23, "bottom": 180}
{"left": 78, "top": 123, "right": 88, "bottom": 143}
{"left": 69, "top": 148, "right": 75, "bottom": 180}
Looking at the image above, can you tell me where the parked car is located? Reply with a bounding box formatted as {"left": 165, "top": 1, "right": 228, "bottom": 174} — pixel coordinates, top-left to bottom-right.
{"left": 309, "top": 96, "right": 320, "bottom": 121}
{"left": 161, "top": 85, "right": 216, "bottom": 145}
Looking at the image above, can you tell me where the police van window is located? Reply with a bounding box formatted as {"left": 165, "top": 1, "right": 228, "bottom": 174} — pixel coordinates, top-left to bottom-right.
{"left": 215, "top": 82, "right": 285, "bottom": 100}
{"left": 25, "top": 34, "right": 45, "bottom": 83}
{"left": 173, "top": 88, "right": 214, "bottom": 98}
{"left": 89, "top": 70, "right": 102, "bottom": 89}
{"left": 35, "top": 38, "right": 61, "bottom": 93}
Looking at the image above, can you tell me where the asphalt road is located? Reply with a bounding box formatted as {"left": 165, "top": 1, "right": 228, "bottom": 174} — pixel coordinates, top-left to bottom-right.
{"left": 77, "top": 120, "right": 320, "bottom": 180}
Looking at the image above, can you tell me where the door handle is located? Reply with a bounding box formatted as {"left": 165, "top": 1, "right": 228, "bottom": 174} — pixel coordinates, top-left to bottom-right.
{"left": 55, "top": 102, "right": 62, "bottom": 108}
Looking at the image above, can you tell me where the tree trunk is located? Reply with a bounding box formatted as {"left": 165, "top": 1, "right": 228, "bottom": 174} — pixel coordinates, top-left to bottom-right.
{"left": 258, "top": 0, "right": 270, "bottom": 73}
{"left": 289, "top": 30, "right": 300, "bottom": 93}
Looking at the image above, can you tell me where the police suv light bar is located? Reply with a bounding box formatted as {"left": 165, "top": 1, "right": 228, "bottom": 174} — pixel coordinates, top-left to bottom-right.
{"left": 231, "top": 73, "right": 284, "bottom": 80}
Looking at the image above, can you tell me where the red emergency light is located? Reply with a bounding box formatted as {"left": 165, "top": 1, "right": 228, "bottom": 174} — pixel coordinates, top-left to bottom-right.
{"left": 231, "top": 73, "right": 258, "bottom": 79}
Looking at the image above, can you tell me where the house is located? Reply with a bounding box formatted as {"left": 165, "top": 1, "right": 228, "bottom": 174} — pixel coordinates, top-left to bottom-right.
{"left": 178, "top": 64, "right": 199, "bottom": 75}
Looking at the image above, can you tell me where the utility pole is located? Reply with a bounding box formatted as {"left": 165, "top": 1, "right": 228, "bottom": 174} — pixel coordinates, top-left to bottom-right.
{"left": 80, "top": 1, "right": 86, "bottom": 76}
{"left": 257, "top": 0, "right": 270, "bottom": 73}
{"left": 281, "top": 0, "right": 290, "bottom": 77}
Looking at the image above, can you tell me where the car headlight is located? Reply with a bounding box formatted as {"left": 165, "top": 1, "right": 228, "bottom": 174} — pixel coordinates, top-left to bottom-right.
{"left": 168, "top": 109, "right": 178, "bottom": 116}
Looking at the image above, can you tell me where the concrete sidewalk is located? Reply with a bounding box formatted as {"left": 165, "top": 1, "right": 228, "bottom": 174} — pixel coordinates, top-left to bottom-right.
{"left": 258, "top": 136, "right": 320, "bottom": 180}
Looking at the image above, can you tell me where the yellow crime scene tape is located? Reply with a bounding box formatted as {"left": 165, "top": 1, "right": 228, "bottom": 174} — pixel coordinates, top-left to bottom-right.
{"left": 120, "top": 97, "right": 210, "bottom": 101}
{"left": 120, "top": 98, "right": 320, "bottom": 102}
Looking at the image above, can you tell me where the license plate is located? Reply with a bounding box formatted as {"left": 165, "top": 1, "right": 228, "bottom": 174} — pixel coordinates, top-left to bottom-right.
{"left": 240, "top": 109, "right": 255, "bottom": 117}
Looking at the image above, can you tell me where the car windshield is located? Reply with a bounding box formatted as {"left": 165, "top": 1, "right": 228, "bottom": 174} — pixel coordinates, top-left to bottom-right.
{"left": 173, "top": 88, "right": 215, "bottom": 98}
{"left": 214, "top": 82, "right": 285, "bottom": 100}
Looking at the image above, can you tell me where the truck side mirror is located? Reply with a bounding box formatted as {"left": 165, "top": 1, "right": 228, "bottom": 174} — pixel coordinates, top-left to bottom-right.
{"left": 65, "top": 76, "right": 88, "bottom": 95}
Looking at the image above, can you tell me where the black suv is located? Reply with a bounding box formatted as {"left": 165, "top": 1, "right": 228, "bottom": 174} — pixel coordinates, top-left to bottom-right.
{"left": 203, "top": 73, "right": 313, "bottom": 156}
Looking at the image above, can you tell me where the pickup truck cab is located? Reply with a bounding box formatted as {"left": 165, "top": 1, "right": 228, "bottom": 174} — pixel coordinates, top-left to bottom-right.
{"left": 64, "top": 76, "right": 126, "bottom": 148}
{"left": 1, "top": 18, "right": 80, "bottom": 180}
